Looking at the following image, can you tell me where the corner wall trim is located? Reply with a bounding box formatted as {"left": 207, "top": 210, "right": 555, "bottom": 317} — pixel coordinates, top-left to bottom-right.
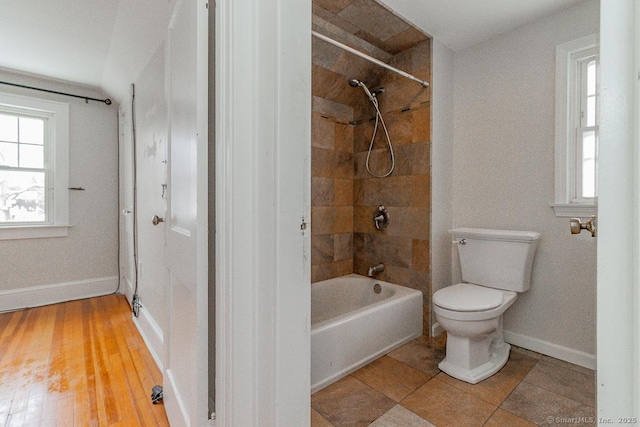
{"left": 0, "top": 276, "right": 118, "bottom": 313}
{"left": 504, "top": 330, "right": 596, "bottom": 370}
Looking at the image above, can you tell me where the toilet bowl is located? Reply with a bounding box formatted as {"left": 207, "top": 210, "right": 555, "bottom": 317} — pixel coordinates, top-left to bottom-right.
{"left": 433, "top": 283, "right": 517, "bottom": 383}
{"left": 433, "top": 228, "right": 540, "bottom": 384}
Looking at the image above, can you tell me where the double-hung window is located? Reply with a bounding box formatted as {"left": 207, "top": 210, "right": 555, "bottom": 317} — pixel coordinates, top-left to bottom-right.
{"left": 0, "top": 92, "right": 69, "bottom": 239}
{"left": 553, "top": 34, "right": 599, "bottom": 217}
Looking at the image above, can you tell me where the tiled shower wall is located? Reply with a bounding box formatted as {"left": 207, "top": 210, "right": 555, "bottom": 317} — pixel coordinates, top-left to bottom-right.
{"left": 311, "top": 39, "right": 432, "bottom": 316}
{"left": 311, "top": 102, "right": 356, "bottom": 282}
{"left": 353, "top": 40, "right": 431, "bottom": 310}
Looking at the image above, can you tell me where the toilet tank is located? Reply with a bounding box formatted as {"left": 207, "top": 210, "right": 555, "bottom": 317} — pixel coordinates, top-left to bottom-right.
{"left": 451, "top": 228, "right": 541, "bottom": 292}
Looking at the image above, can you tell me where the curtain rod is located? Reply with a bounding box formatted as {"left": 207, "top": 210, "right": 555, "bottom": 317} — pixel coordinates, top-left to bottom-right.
{"left": 0, "top": 81, "right": 112, "bottom": 105}
{"left": 312, "top": 31, "right": 429, "bottom": 88}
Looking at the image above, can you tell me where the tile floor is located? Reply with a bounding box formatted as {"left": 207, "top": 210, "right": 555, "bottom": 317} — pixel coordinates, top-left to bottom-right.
{"left": 311, "top": 334, "right": 596, "bottom": 426}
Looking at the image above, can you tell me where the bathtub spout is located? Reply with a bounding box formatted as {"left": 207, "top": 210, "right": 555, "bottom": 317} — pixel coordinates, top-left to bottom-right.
{"left": 367, "top": 263, "right": 385, "bottom": 277}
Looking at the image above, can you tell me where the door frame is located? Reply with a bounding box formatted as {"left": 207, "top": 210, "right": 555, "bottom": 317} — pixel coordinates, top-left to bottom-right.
{"left": 214, "top": 0, "right": 311, "bottom": 424}
{"left": 211, "top": 0, "right": 640, "bottom": 423}
{"left": 597, "top": 0, "right": 640, "bottom": 419}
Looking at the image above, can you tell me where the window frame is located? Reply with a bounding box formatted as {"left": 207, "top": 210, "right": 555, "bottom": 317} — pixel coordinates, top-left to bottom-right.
{"left": 0, "top": 92, "right": 69, "bottom": 239}
{"left": 552, "top": 34, "right": 599, "bottom": 217}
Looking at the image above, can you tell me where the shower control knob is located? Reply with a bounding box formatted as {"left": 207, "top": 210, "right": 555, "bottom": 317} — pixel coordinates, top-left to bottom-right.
{"left": 373, "top": 205, "right": 389, "bottom": 230}
{"left": 152, "top": 215, "right": 165, "bottom": 226}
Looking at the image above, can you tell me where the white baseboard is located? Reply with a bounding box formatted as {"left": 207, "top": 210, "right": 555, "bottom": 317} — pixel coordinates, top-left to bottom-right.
{"left": 132, "top": 304, "right": 164, "bottom": 371}
{"left": 0, "top": 276, "right": 119, "bottom": 312}
{"left": 504, "top": 330, "right": 596, "bottom": 370}
{"left": 431, "top": 321, "right": 444, "bottom": 337}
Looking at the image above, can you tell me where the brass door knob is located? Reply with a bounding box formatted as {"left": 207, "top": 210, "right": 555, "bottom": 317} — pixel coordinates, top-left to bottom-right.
{"left": 152, "top": 215, "right": 165, "bottom": 226}
{"left": 570, "top": 216, "right": 597, "bottom": 237}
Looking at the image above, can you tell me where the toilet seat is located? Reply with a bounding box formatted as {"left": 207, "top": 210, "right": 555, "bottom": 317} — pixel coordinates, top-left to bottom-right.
{"left": 433, "top": 283, "right": 504, "bottom": 312}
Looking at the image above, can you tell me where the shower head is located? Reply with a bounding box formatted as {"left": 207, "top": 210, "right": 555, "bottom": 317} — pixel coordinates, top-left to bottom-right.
{"left": 349, "top": 78, "right": 376, "bottom": 103}
{"left": 349, "top": 79, "right": 384, "bottom": 101}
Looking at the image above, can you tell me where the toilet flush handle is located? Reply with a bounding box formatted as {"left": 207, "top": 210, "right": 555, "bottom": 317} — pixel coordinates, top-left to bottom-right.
{"left": 454, "top": 238, "right": 467, "bottom": 245}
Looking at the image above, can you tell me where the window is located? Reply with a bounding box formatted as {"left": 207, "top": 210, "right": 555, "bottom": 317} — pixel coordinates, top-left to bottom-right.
{"left": 553, "top": 34, "right": 599, "bottom": 217}
{"left": 0, "top": 92, "right": 69, "bottom": 239}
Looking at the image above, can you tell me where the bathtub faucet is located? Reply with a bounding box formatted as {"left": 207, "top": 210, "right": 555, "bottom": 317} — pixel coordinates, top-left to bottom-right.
{"left": 367, "top": 263, "right": 385, "bottom": 277}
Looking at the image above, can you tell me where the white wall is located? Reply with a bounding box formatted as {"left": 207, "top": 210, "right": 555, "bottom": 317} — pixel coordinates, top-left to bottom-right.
{"left": 430, "top": 40, "right": 455, "bottom": 333}
{"left": 0, "top": 69, "right": 119, "bottom": 308}
{"left": 451, "top": 0, "right": 599, "bottom": 365}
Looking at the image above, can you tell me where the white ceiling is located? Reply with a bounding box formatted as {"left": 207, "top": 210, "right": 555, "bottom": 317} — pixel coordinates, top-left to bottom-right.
{"left": 0, "top": 0, "right": 174, "bottom": 103}
{"left": 380, "top": 0, "right": 586, "bottom": 52}
{"left": 0, "top": 0, "right": 119, "bottom": 87}
{"left": 0, "top": 0, "right": 586, "bottom": 97}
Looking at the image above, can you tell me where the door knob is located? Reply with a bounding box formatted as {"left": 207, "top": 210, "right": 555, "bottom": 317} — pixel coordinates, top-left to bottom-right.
{"left": 152, "top": 215, "right": 165, "bottom": 226}
{"left": 570, "top": 216, "right": 597, "bottom": 237}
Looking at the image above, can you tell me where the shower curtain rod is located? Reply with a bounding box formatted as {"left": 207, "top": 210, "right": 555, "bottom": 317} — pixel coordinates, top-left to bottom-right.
{"left": 312, "top": 31, "right": 430, "bottom": 88}
{"left": 0, "top": 81, "right": 112, "bottom": 105}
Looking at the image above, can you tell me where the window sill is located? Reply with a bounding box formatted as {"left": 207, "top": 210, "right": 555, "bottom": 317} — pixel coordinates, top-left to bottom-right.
{"left": 551, "top": 203, "right": 597, "bottom": 218}
{"left": 0, "top": 224, "right": 71, "bottom": 241}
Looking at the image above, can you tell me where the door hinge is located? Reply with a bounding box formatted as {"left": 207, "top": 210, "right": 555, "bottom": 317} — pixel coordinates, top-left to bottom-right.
{"left": 300, "top": 216, "right": 308, "bottom": 235}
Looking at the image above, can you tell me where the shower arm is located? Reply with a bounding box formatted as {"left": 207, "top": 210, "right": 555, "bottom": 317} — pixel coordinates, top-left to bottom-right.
{"left": 311, "top": 31, "right": 430, "bottom": 89}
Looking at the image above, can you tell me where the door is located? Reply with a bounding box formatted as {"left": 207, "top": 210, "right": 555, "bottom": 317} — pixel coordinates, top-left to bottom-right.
{"left": 162, "top": 0, "right": 209, "bottom": 425}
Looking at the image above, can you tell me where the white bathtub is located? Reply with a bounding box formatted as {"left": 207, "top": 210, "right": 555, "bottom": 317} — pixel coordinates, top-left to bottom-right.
{"left": 311, "top": 274, "right": 423, "bottom": 393}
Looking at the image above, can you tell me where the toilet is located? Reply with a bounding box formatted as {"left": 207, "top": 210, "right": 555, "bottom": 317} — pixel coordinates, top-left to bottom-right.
{"left": 433, "top": 228, "right": 540, "bottom": 384}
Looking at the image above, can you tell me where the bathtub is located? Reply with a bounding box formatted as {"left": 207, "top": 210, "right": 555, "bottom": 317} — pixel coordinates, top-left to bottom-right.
{"left": 311, "top": 274, "right": 423, "bottom": 393}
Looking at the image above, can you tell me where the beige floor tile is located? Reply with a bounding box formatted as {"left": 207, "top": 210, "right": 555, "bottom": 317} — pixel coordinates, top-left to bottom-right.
{"left": 540, "top": 355, "right": 595, "bottom": 377}
{"left": 524, "top": 359, "right": 595, "bottom": 406}
{"left": 414, "top": 333, "right": 446, "bottom": 350}
{"left": 501, "top": 348, "right": 542, "bottom": 377}
{"left": 401, "top": 378, "right": 497, "bottom": 427}
{"left": 511, "top": 345, "right": 543, "bottom": 360}
{"left": 311, "top": 376, "right": 396, "bottom": 427}
{"left": 484, "top": 408, "right": 537, "bottom": 427}
{"left": 369, "top": 405, "right": 436, "bottom": 427}
{"left": 387, "top": 337, "right": 445, "bottom": 377}
{"left": 351, "top": 355, "right": 431, "bottom": 402}
{"left": 501, "top": 382, "right": 596, "bottom": 426}
{"left": 311, "top": 408, "right": 334, "bottom": 427}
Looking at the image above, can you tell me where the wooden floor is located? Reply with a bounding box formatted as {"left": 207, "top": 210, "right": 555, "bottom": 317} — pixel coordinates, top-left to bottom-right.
{"left": 0, "top": 294, "right": 170, "bottom": 427}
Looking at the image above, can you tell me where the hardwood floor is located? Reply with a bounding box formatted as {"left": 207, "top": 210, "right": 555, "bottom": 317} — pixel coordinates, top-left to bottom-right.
{"left": 0, "top": 295, "right": 170, "bottom": 426}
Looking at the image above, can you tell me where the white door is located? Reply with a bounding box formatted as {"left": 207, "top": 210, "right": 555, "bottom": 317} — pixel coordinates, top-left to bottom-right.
{"left": 162, "top": 0, "right": 209, "bottom": 425}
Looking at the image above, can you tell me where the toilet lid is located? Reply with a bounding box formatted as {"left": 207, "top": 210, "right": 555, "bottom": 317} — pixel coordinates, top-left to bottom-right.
{"left": 433, "top": 283, "right": 504, "bottom": 312}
